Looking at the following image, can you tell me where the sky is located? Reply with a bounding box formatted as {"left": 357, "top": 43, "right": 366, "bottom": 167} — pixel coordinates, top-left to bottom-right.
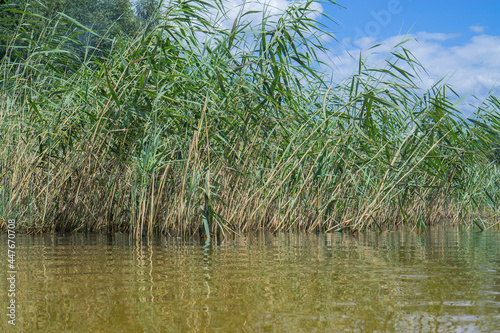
{"left": 327, "top": 1, "right": 500, "bottom": 99}
{"left": 331, "top": 0, "right": 500, "bottom": 46}
{"left": 212, "top": 0, "right": 500, "bottom": 115}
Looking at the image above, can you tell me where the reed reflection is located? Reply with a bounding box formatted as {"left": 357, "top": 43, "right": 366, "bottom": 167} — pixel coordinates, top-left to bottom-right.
{"left": 0, "top": 229, "right": 498, "bottom": 332}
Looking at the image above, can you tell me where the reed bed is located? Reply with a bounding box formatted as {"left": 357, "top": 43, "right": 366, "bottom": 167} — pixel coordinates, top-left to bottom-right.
{"left": 1, "top": 0, "right": 500, "bottom": 237}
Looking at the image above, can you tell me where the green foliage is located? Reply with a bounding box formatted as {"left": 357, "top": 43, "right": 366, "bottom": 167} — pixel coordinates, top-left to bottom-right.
{"left": 0, "top": 0, "right": 138, "bottom": 61}
{"left": 63, "top": 0, "right": 138, "bottom": 34}
{"left": 135, "top": 0, "right": 160, "bottom": 26}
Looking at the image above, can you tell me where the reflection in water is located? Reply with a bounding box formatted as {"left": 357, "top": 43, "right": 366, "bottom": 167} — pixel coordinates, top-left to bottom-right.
{"left": 0, "top": 228, "right": 499, "bottom": 332}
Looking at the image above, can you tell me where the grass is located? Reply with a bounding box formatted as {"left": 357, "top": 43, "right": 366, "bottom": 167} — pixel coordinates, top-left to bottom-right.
{"left": 1, "top": 0, "right": 500, "bottom": 238}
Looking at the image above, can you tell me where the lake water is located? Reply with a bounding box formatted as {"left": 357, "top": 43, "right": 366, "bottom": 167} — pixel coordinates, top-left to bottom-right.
{"left": 1, "top": 228, "right": 499, "bottom": 332}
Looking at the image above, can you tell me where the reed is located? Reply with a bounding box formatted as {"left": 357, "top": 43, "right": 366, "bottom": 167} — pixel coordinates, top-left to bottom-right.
{"left": 1, "top": 0, "right": 499, "bottom": 237}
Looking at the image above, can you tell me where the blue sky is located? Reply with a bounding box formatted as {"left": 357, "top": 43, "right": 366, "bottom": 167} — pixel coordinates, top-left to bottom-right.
{"left": 329, "top": 0, "right": 500, "bottom": 45}
{"left": 319, "top": 0, "right": 500, "bottom": 112}
{"left": 214, "top": 0, "right": 500, "bottom": 113}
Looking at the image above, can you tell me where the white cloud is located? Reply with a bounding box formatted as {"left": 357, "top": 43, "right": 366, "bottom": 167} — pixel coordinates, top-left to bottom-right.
{"left": 327, "top": 33, "right": 500, "bottom": 115}
{"left": 211, "top": 0, "right": 323, "bottom": 29}
{"left": 415, "top": 32, "right": 460, "bottom": 42}
{"left": 470, "top": 25, "right": 485, "bottom": 34}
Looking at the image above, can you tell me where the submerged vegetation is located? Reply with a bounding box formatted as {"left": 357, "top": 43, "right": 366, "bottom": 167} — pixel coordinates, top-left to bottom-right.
{"left": 1, "top": 0, "right": 500, "bottom": 237}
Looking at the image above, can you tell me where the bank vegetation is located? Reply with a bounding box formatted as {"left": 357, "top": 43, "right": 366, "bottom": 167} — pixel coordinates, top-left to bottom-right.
{"left": 1, "top": 0, "right": 500, "bottom": 237}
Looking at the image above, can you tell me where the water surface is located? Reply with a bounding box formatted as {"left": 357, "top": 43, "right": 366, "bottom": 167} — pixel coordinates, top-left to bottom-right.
{"left": 1, "top": 228, "right": 499, "bottom": 332}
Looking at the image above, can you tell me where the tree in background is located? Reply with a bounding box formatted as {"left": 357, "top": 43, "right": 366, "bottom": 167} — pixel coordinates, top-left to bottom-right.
{"left": 63, "top": 0, "right": 138, "bottom": 35}
{"left": 62, "top": 0, "right": 139, "bottom": 60}
{"left": 0, "top": 0, "right": 139, "bottom": 61}
{"left": 135, "top": 0, "right": 161, "bottom": 27}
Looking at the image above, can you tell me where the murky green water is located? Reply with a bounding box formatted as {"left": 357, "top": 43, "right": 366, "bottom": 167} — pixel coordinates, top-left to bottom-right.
{"left": 1, "top": 228, "right": 499, "bottom": 332}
